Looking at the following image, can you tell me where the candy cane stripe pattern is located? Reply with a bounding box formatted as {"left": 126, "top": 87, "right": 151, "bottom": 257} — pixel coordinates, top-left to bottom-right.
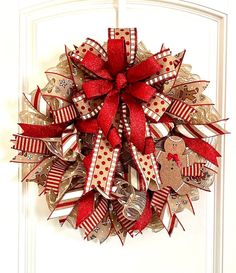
{"left": 52, "top": 104, "right": 77, "bottom": 124}
{"left": 49, "top": 185, "right": 84, "bottom": 222}
{"left": 112, "top": 200, "right": 135, "bottom": 234}
{"left": 45, "top": 159, "right": 69, "bottom": 194}
{"left": 79, "top": 198, "right": 108, "bottom": 236}
{"left": 151, "top": 187, "right": 171, "bottom": 216}
{"left": 167, "top": 99, "right": 196, "bottom": 122}
{"left": 150, "top": 122, "right": 174, "bottom": 140}
{"left": 176, "top": 120, "right": 228, "bottom": 138}
{"left": 182, "top": 163, "right": 205, "bottom": 177}
{"left": 13, "top": 134, "right": 50, "bottom": 154}
{"left": 23, "top": 86, "right": 50, "bottom": 116}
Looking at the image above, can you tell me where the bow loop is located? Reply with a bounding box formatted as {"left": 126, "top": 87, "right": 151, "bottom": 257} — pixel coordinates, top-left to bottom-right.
{"left": 107, "top": 39, "right": 127, "bottom": 76}
{"left": 82, "top": 79, "right": 113, "bottom": 99}
{"left": 81, "top": 51, "right": 111, "bottom": 79}
{"left": 126, "top": 56, "right": 161, "bottom": 83}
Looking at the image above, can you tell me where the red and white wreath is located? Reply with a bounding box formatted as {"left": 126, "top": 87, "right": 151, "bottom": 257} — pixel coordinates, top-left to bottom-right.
{"left": 11, "top": 28, "right": 228, "bottom": 244}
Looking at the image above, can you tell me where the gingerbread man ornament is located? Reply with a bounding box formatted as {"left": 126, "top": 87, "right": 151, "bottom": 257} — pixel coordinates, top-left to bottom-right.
{"left": 156, "top": 136, "right": 197, "bottom": 195}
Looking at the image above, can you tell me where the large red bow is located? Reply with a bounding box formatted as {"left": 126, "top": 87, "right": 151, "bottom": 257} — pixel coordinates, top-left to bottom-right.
{"left": 80, "top": 39, "right": 161, "bottom": 152}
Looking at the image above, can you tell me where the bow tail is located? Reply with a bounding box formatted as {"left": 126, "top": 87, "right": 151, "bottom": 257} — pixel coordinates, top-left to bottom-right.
{"left": 97, "top": 89, "right": 120, "bottom": 137}
{"left": 84, "top": 112, "right": 123, "bottom": 196}
{"left": 61, "top": 124, "right": 80, "bottom": 157}
{"left": 151, "top": 187, "right": 182, "bottom": 235}
{"left": 121, "top": 103, "right": 161, "bottom": 190}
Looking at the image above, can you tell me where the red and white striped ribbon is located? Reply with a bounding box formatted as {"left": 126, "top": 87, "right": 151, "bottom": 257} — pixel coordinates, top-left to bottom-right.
{"left": 167, "top": 100, "right": 196, "bottom": 122}
{"left": 112, "top": 200, "right": 134, "bottom": 235}
{"left": 79, "top": 198, "right": 108, "bottom": 236}
{"left": 150, "top": 122, "right": 174, "bottom": 140}
{"left": 182, "top": 163, "right": 205, "bottom": 177}
{"left": 13, "top": 134, "right": 50, "bottom": 155}
{"left": 52, "top": 104, "right": 77, "bottom": 124}
{"left": 61, "top": 124, "right": 80, "bottom": 157}
{"left": 45, "top": 159, "right": 69, "bottom": 194}
{"left": 176, "top": 120, "right": 228, "bottom": 138}
{"left": 23, "top": 86, "right": 50, "bottom": 116}
{"left": 151, "top": 186, "right": 171, "bottom": 216}
{"left": 48, "top": 185, "right": 84, "bottom": 223}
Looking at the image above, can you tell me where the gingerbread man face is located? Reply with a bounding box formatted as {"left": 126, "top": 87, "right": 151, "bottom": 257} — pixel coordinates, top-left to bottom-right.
{"left": 164, "top": 136, "right": 186, "bottom": 155}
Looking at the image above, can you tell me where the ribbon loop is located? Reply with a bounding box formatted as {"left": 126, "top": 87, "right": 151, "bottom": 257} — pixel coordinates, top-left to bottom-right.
{"left": 107, "top": 39, "right": 127, "bottom": 76}
{"left": 126, "top": 56, "right": 161, "bottom": 82}
{"left": 82, "top": 79, "right": 113, "bottom": 99}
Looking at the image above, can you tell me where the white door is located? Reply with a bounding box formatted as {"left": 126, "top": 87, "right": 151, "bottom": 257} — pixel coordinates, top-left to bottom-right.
{"left": 1, "top": 1, "right": 235, "bottom": 273}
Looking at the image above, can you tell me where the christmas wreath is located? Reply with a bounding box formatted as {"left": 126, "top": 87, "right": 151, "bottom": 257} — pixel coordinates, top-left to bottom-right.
{"left": 11, "top": 28, "right": 228, "bottom": 244}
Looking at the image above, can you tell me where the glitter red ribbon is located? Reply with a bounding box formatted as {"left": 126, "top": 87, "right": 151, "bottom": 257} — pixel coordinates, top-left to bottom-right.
{"left": 81, "top": 40, "right": 161, "bottom": 152}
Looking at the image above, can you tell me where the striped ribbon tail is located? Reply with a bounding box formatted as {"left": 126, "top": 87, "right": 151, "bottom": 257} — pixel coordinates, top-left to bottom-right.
{"left": 48, "top": 185, "right": 84, "bottom": 224}
{"left": 112, "top": 200, "right": 135, "bottom": 235}
{"left": 182, "top": 163, "right": 205, "bottom": 177}
{"left": 21, "top": 156, "right": 55, "bottom": 183}
{"left": 167, "top": 100, "right": 196, "bottom": 122}
{"left": 79, "top": 198, "right": 108, "bottom": 237}
{"left": 52, "top": 104, "right": 77, "bottom": 124}
{"left": 23, "top": 86, "right": 50, "bottom": 116}
{"left": 150, "top": 122, "right": 174, "bottom": 140}
{"left": 157, "top": 198, "right": 183, "bottom": 235}
{"left": 12, "top": 134, "right": 50, "bottom": 155}
{"left": 61, "top": 124, "right": 80, "bottom": 157}
{"left": 176, "top": 120, "right": 228, "bottom": 138}
{"left": 45, "top": 159, "right": 69, "bottom": 194}
{"left": 151, "top": 186, "right": 171, "bottom": 216}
